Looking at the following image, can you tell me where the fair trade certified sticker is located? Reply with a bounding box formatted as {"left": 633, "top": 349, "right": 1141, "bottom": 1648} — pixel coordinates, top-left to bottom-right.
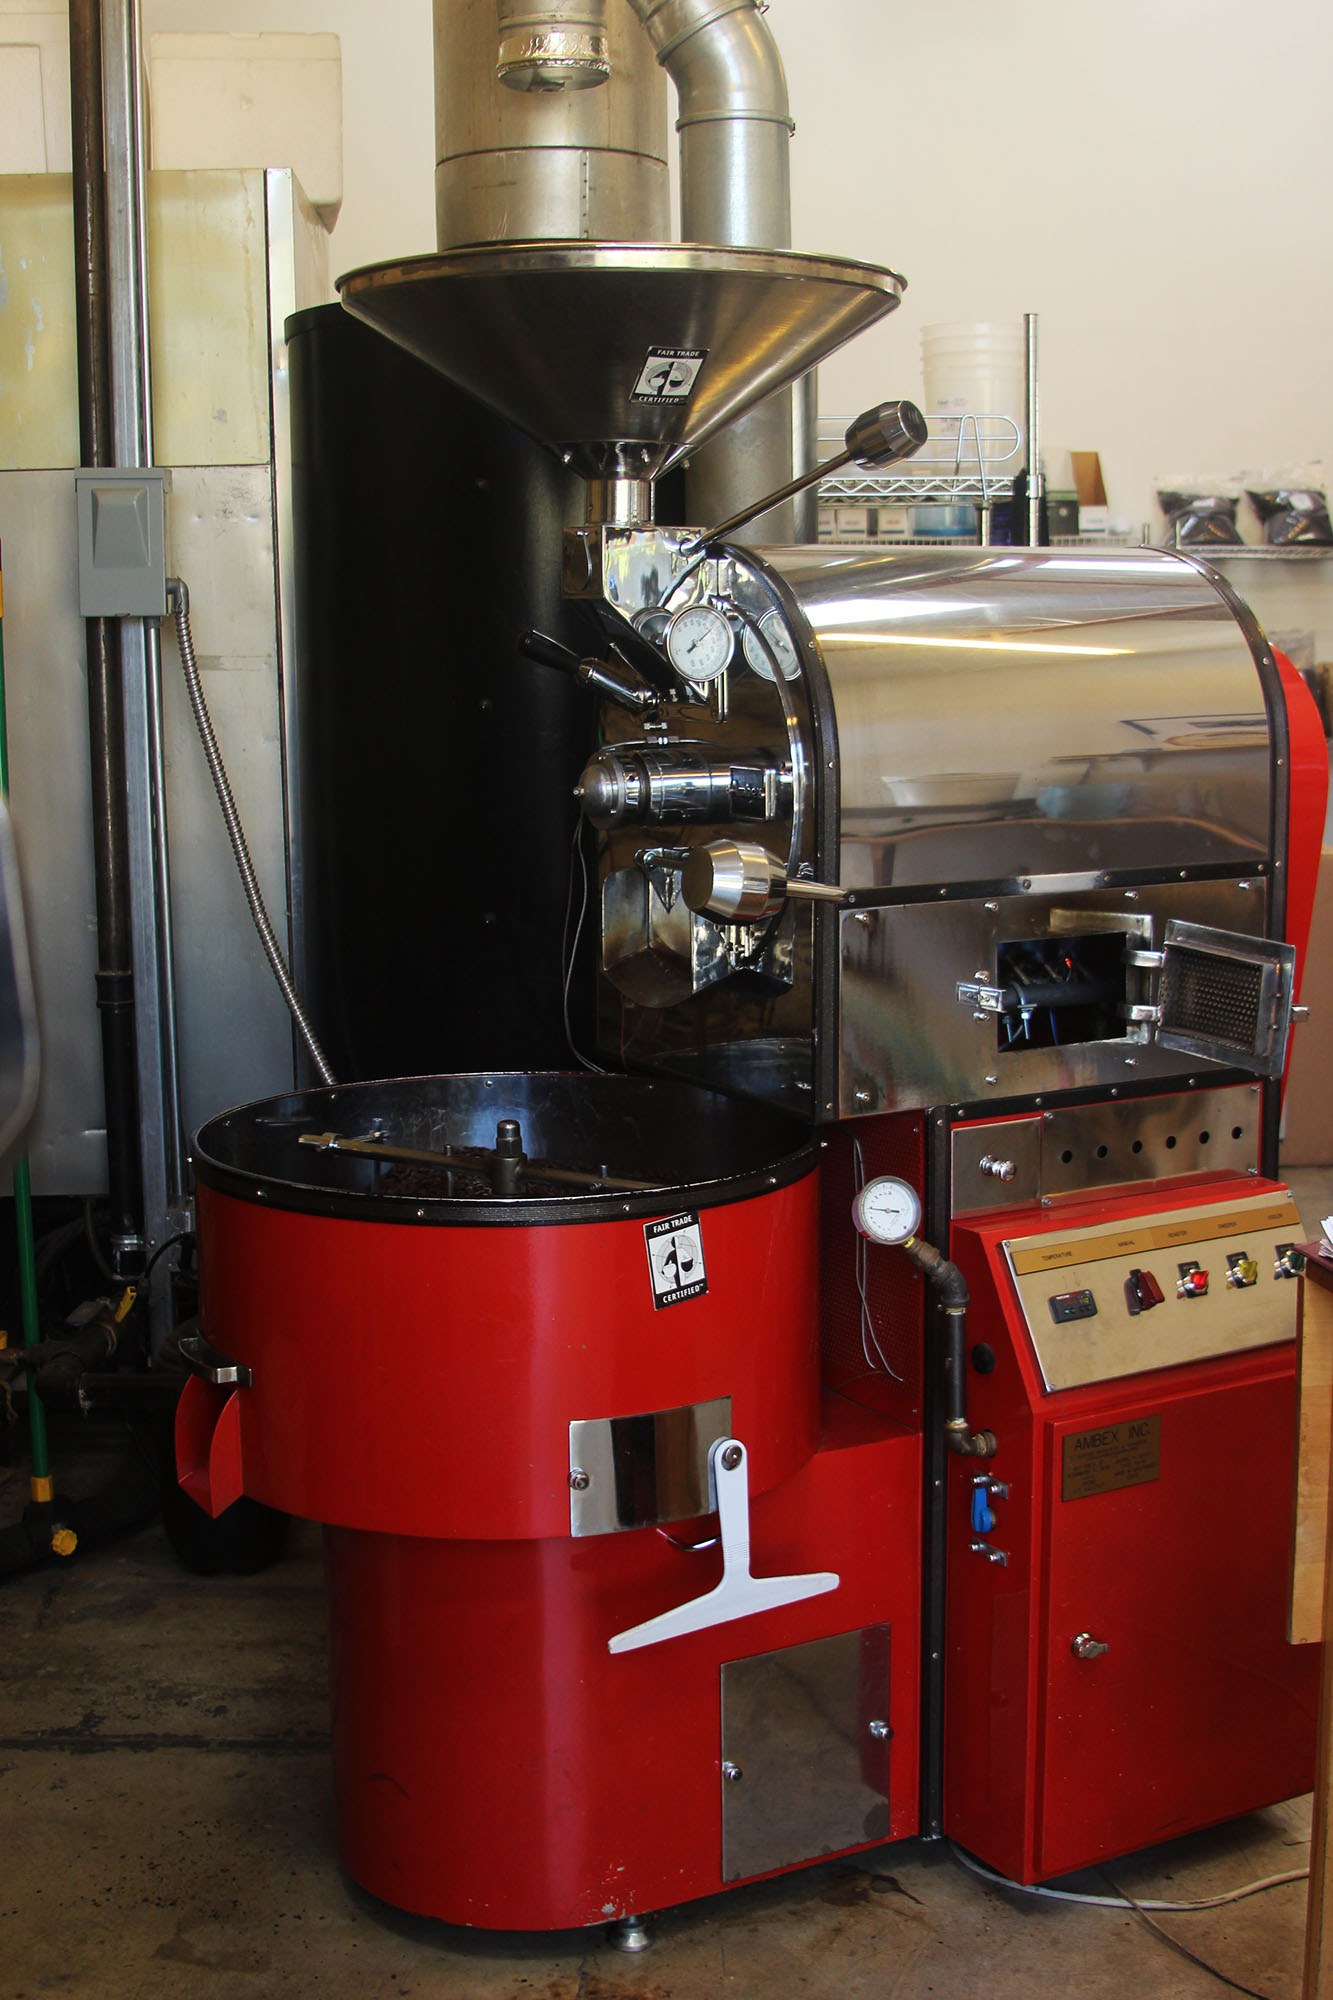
{"left": 644, "top": 1211, "right": 708, "bottom": 1308}
{"left": 631, "top": 347, "right": 707, "bottom": 404}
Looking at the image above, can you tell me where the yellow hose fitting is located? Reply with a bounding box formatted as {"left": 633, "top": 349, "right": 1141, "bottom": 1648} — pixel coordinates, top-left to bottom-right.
{"left": 51, "top": 1525, "right": 78, "bottom": 1557}
{"left": 31, "top": 1473, "right": 54, "bottom": 1503}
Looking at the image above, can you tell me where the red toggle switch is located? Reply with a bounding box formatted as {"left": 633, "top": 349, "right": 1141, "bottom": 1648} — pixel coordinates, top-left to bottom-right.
{"left": 1176, "top": 1260, "right": 1209, "bottom": 1298}
{"left": 1125, "top": 1268, "right": 1166, "bottom": 1315}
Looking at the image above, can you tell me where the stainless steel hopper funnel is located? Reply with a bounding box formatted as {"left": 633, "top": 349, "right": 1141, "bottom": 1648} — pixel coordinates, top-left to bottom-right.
{"left": 337, "top": 241, "right": 904, "bottom": 482}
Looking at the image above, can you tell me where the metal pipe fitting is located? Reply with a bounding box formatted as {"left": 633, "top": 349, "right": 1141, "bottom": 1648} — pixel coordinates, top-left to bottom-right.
{"left": 496, "top": 1, "right": 611, "bottom": 92}
{"left": 900, "top": 1237, "right": 996, "bottom": 1459}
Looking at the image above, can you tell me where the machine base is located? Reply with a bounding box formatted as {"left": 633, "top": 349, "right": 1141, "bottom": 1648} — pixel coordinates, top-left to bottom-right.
{"left": 325, "top": 1400, "right": 920, "bottom": 1929}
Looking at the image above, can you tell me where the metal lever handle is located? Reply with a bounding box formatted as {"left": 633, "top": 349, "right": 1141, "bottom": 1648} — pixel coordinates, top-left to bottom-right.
{"left": 179, "top": 1331, "right": 252, "bottom": 1388}
{"left": 685, "top": 398, "right": 927, "bottom": 550}
{"left": 1071, "top": 1631, "right": 1109, "bottom": 1660}
{"left": 520, "top": 628, "right": 655, "bottom": 712}
{"left": 607, "top": 1437, "right": 838, "bottom": 1653}
{"left": 681, "top": 839, "right": 848, "bottom": 925}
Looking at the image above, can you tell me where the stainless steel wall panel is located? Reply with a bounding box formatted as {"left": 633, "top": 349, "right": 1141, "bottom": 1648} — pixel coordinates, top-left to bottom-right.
{"left": 0, "top": 472, "right": 106, "bottom": 1191}
{"left": 161, "top": 465, "right": 297, "bottom": 1138}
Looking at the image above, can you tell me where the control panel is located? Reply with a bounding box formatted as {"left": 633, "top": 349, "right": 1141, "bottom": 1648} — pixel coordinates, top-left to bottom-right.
{"left": 1002, "top": 1191, "right": 1303, "bottom": 1391}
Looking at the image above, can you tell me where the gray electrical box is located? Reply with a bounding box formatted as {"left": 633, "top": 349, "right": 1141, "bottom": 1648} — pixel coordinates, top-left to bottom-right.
{"left": 75, "top": 468, "right": 167, "bottom": 617}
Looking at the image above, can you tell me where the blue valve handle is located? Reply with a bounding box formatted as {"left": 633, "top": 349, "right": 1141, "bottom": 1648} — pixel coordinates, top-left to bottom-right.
{"left": 971, "top": 1485, "right": 997, "bottom": 1535}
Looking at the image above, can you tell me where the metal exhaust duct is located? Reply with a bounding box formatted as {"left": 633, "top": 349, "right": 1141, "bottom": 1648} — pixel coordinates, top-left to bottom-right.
{"left": 434, "top": 0, "right": 669, "bottom": 246}
{"left": 495, "top": 1, "right": 612, "bottom": 92}
{"left": 625, "top": 0, "right": 811, "bottom": 538}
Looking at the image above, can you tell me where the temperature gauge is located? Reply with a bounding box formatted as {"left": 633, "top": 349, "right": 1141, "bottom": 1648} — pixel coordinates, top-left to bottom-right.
{"left": 742, "top": 609, "right": 801, "bottom": 683}
{"left": 851, "top": 1176, "right": 923, "bottom": 1246}
{"left": 665, "top": 604, "right": 733, "bottom": 683}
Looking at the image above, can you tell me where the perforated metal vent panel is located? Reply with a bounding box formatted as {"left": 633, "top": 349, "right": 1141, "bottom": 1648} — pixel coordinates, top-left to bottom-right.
{"left": 1160, "top": 949, "right": 1265, "bottom": 1054}
{"left": 1157, "top": 921, "right": 1295, "bottom": 1079}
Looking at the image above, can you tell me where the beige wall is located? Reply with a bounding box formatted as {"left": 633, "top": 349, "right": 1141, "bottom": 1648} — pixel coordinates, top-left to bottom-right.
{"left": 141, "top": 0, "right": 1332, "bottom": 531}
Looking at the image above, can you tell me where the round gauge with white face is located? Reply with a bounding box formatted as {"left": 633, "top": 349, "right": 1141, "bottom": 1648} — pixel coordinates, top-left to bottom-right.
{"left": 665, "top": 603, "right": 733, "bottom": 683}
{"left": 742, "top": 609, "right": 800, "bottom": 683}
{"left": 851, "top": 1175, "right": 923, "bottom": 1246}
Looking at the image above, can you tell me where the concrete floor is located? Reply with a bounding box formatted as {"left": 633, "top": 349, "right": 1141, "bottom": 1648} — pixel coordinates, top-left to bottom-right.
{"left": 4, "top": 1167, "right": 1331, "bottom": 2000}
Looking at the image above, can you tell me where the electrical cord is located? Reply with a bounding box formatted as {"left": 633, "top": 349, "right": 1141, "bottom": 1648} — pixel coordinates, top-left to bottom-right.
{"left": 1099, "top": 1868, "right": 1281, "bottom": 2000}
{"left": 166, "top": 577, "right": 336, "bottom": 1087}
{"left": 561, "top": 815, "right": 605, "bottom": 1074}
{"left": 950, "top": 1840, "right": 1306, "bottom": 1913}
{"left": 950, "top": 1843, "right": 1303, "bottom": 2000}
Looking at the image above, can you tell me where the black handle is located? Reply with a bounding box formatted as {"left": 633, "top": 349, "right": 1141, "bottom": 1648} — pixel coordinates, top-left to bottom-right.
{"left": 520, "top": 629, "right": 584, "bottom": 675}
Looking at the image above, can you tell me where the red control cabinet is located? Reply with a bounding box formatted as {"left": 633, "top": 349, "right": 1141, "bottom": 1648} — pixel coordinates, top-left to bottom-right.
{"left": 946, "top": 1177, "right": 1319, "bottom": 1882}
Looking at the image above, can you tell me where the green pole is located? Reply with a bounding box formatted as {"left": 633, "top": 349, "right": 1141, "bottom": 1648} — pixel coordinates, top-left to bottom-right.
{"left": 0, "top": 561, "right": 51, "bottom": 1489}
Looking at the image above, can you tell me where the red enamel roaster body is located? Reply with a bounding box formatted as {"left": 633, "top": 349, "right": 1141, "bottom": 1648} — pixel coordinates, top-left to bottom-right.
{"left": 179, "top": 1072, "right": 836, "bottom": 1926}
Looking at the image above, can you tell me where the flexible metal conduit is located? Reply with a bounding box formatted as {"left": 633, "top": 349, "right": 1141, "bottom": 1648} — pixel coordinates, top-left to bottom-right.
{"left": 167, "top": 582, "right": 336, "bottom": 1088}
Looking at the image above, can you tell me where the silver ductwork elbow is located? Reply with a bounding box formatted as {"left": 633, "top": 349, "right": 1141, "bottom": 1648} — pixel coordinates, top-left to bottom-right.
{"left": 496, "top": 1, "right": 612, "bottom": 92}
{"left": 624, "top": 0, "right": 811, "bottom": 537}
{"left": 624, "top": 0, "right": 793, "bottom": 246}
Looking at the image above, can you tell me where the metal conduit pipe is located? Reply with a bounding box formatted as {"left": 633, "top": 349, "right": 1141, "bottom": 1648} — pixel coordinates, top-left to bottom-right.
{"left": 68, "top": 0, "right": 145, "bottom": 1264}
{"left": 496, "top": 1, "right": 611, "bottom": 91}
{"left": 623, "top": 0, "right": 812, "bottom": 538}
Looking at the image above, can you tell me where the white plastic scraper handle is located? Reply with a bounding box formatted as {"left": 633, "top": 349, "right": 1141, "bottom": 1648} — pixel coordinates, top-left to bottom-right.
{"left": 607, "top": 1436, "right": 838, "bottom": 1654}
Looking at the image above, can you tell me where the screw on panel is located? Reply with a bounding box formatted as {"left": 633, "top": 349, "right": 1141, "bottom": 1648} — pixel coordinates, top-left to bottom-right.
{"left": 855, "top": 1088, "right": 872, "bottom": 1105}
{"left": 721, "top": 1760, "right": 744, "bottom": 1783}
{"left": 984, "top": 901, "right": 999, "bottom": 912}
{"left": 868, "top": 1719, "right": 892, "bottom": 1740}
{"left": 1124, "top": 890, "right": 1138, "bottom": 901}
{"left": 984, "top": 1075, "right": 998, "bottom": 1086}
{"left": 721, "top": 1444, "right": 743, "bottom": 1471}
{"left": 569, "top": 1469, "right": 591, "bottom": 1491}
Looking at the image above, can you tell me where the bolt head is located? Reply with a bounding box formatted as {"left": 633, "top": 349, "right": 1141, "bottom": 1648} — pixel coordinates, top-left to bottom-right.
{"left": 721, "top": 1444, "right": 743, "bottom": 1471}
{"left": 568, "top": 1469, "right": 590, "bottom": 1491}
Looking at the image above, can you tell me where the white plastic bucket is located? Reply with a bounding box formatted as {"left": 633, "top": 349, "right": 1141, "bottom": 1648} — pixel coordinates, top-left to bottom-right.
{"left": 921, "top": 321, "right": 1026, "bottom": 459}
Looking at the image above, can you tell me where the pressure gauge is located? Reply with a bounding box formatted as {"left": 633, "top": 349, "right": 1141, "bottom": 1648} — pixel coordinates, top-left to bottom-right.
{"left": 852, "top": 1175, "right": 923, "bottom": 1246}
{"left": 742, "top": 609, "right": 800, "bottom": 683}
{"left": 666, "top": 603, "right": 733, "bottom": 682}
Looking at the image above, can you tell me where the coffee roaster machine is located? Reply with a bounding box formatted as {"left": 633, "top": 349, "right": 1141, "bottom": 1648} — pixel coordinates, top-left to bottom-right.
{"left": 176, "top": 1, "right": 1329, "bottom": 1942}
